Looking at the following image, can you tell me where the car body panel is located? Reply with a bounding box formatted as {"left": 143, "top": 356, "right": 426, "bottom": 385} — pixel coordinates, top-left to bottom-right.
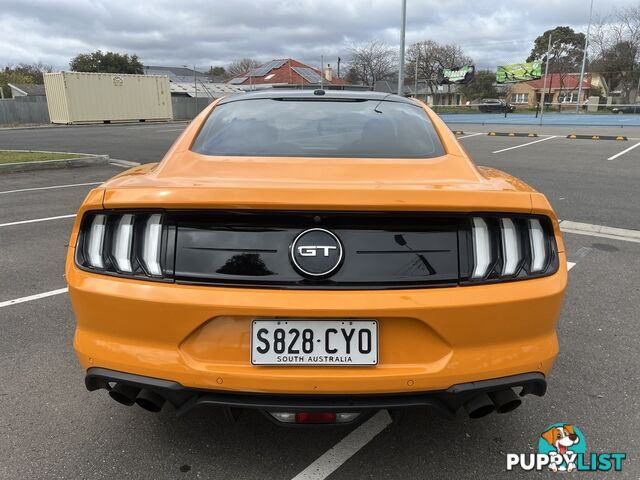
{"left": 66, "top": 90, "right": 566, "bottom": 409}
{"left": 68, "top": 251, "right": 566, "bottom": 394}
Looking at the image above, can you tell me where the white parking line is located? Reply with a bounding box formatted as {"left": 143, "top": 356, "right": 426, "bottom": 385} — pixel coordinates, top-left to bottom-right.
{"left": 0, "top": 214, "right": 76, "bottom": 228}
{"left": 156, "top": 128, "right": 185, "bottom": 133}
{"left": 492, "top": 135, "right": 557, "bottom": 154}
{"left": 457, "top": 132, "right": 484, "bottom": 140}
{"left": 0, "top": 288, "right": 68, "bottom": 309}
{"left": 560, "top": 220, "right": 640, "bottom": 244}
{"left": 607, "top": 141, "right": 640, "bottom": 161}
{"left": 291, "top": 410, "right": 392, "bottom": 480}
{"left": 567, "top": 262, "right": 576, "bottom": 271}
{"left": 0, "top": 182, "right": 101, "bottom": 195}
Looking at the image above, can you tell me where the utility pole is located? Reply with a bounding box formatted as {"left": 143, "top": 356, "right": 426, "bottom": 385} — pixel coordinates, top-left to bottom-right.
{"left": 539, "top": 34, "right": 552, "bottom": 126}
{"left": 320, "top": 55, "right": 324, "bottom": 89}
{"left": 414, "top": 51, "right": 419, "bottom": 98}
{"left": 576, "top": 0, "right": 594, "bottom": 114}
{"left": 194, "top": 64, "right": 198, "bottom": 114}
{"left": 337, "top": 57, "right": 341, "bottom": 78}
{"left": 397, "top": 0, "right": 407, "bottom": 95}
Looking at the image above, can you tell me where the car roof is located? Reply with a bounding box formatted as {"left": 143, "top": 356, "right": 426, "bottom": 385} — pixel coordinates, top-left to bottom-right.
{"left": 217, "top": 89, "right": 419, "bottom": 106}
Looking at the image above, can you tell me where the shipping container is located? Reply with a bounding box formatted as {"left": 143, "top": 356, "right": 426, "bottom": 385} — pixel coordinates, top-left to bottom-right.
{"left": 44, "top": 72, "right": 172, "bottom": 124}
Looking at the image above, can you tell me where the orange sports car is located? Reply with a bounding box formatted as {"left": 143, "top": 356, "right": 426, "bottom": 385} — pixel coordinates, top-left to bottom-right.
{"left": 66, "top": 90, "right": 567, "bottom": 425}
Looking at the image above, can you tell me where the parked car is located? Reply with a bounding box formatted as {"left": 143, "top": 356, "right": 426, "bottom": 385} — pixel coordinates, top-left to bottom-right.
{"left": 67, "top": 90, "right": 566, "bottom": 426}
{"left": 478, "top": 98, "right": 516, "bottom": 113}
{"left": 612, "top": 102, "right": 640, "bottom": 114}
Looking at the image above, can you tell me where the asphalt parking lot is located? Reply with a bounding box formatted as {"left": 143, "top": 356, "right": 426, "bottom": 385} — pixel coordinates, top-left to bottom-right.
{"left": 1, "top": 124, "right": 639, "bottom": 479}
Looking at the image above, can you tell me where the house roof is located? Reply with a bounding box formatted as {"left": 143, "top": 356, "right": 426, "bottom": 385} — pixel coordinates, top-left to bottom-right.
{"left": 227, "top": 58, "right": 347, "bottom": 86}
{"left": 525, "top": 73, "right": 591, "bottom": 90}
{"left": 7, "top": 83, "right": 46, "bottom": 96}
{"left": 170, "top": 82, "right": 244, "bottom": 98}
{"left": 144, "top": 65, "right": 207, "bottom": 83}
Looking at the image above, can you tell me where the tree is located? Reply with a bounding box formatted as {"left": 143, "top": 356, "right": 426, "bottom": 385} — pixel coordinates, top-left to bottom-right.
{"left": 406, "top": 40, "right": 472, "bottom": 101}
{"left": 527, "top": 27, "right": 586, "bottom": 102}
{"left": 0, "top": 63, "right": 53, "bottom": 98}
{"left": 226, "top": 58, "right": 259, "bottom": 78}
{"left": 208, "top": 66, "right": 226, "bottom": 81}
{"left": 591, "top": 6, "right": 640, "bottom": 101}
{"left": 458, "top": 70, "right": 498, "bottom": 102}
{"left": 69, "top": 50, "right": 144, "bottom": 74}
{"left": 346, "top": 40, "right": 397, "bottom": 86}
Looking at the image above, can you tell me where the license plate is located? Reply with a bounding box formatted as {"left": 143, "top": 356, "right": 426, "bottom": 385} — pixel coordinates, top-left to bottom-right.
{"left": 251, "top": 320, "right": 378, "bottom": 366}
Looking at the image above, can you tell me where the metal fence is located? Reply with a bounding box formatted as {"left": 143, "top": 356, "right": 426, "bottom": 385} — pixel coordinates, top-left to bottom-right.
{"left": 0, "top": 97, "right": 50, "bottom": 125}
{"left": 0, "top": 96, "right": 215, "bottom": 125}
{"left": 171, "top": 97, "right": 212, "bottom": 120}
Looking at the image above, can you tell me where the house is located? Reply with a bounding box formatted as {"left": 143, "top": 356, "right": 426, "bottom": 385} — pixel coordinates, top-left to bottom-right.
{"left": 508, "top": 73, "right": 591, "bottom": 108}
{"left": 226, "top": 59, "right": 348, "bottom": 89}
{"left": 7, "top": 83, "right": 46, "bottom": 97}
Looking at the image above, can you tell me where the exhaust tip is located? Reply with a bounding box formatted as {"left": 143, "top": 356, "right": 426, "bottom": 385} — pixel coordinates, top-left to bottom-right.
{"left": 464, "top": 393, "right": 495, "bottom": 419}
{"left": 489, "top": 389, "right": 522, "bottom": 414}
{"left": 135, "top": 389, "right": 166, "bottom": 413}
{"left": 108, "top": 383, "right": 140, "bottom": 406}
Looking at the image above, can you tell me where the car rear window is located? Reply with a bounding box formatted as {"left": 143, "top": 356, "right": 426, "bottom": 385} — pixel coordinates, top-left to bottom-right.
{"left": 191, "top": 98, "right": 445, "bottom": 158}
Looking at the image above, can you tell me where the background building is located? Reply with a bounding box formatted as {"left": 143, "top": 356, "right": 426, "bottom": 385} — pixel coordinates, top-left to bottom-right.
{"left": 227, "top": 59, "right": 348, "bottom": 89}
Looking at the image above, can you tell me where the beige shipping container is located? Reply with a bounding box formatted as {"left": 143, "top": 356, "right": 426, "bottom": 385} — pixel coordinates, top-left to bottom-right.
{"left": 44, "top": 72, "right": 172, "bottom": 124}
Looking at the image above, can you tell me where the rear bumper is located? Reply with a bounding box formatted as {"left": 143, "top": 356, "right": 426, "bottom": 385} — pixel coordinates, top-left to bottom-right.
{"left": 68, "top": 252, "right": 567, "bottom": 396}
{"left": 85, "top": 367, "right": 546, "bottom": 417}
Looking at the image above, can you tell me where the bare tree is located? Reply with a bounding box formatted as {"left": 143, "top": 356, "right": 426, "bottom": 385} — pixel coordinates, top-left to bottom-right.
{"left": 406, "top": 40, "right": 472, "bottom": 103}
{"left": 347, "top": 40, "right": 397, "bottom": 86}
{"left": 590, "top": 5, "right": 640, "bottom": 101}
{"left": 226, "top": 58, "right": 260, "bottom": 79}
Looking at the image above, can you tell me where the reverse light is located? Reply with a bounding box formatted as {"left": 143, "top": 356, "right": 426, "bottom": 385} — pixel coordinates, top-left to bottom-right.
{"left": 87, "top": 214, "right": 106, "bottom": 268}
{"left": 268, "top": 411, "right": 361, "bottom": 424}
{"left": 141, "top": 214, "right": 163, "bottom": 276}
{"left": 112, "top": 214, "right": 134, "bottom": 272}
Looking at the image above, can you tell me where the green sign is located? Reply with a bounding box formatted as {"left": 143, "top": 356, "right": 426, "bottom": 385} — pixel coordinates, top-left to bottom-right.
{"left": 441, "top": 65, "right": 475, "bottom": 84}
{"left": 496, "top": 61, "right": 542, "bottom": 83}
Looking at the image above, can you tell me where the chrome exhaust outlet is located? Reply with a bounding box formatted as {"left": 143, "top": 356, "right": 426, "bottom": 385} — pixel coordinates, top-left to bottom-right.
{"left": 463, "top": 393, "right": 495, "bottom": 419}
{"left": 135, "top": 389, "right": 166, "bottom": 413}
{"left": 108, "top": 383, "right": 140, "bottom": 406}
{"left": 489, "top": 389, "right": 522, "bottom": 414}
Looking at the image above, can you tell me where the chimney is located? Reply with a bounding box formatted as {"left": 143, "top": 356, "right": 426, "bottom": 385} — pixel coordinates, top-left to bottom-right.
{"left": 324, "top": 64, "right": 333, "bottom": 82}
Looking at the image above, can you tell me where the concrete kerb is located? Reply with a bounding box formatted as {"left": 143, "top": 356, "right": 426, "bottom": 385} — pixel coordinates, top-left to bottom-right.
{"left": 0, "top": 152, "right": 110, "bottom": 173}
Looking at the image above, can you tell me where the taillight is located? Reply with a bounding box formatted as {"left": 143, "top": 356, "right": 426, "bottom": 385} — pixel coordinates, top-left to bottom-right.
{"left": 112, "top": 214, "right": 134, "bottom": 272}
{"left": 75, "top": 211, "right": 174, "bottom": 281}
{"left": 465, "top": 215, "right": 558, "bottom": 283}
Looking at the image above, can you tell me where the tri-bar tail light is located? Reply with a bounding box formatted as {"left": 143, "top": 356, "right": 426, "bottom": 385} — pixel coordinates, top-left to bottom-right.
{"left": 460, "top": 215, "right": 559, "bottom": 283}
{"left": 75, "top": 211, "right": 175, "bottom": 281}
{"left": 75, "top": 211, "right": 558, "bottom": 285}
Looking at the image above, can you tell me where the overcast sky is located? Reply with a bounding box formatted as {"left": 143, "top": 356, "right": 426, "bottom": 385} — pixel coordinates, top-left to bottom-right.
{"left": 0, "top": 0, "right": 635, "bottom": 72}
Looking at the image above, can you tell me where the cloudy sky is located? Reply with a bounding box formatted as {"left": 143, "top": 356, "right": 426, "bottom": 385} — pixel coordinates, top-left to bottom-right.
{"left": 0, "top": 0, "right": 635, "bottom": 72}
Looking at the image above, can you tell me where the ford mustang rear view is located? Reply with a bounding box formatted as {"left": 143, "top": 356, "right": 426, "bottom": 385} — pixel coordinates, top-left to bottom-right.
{"left": 66, "top": 90, "right": 567, "bottom": 425}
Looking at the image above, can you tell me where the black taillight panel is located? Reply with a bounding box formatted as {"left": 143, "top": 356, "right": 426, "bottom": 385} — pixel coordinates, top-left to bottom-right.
{"left": 75, "top": 210, "right": 559, "bottom": 288}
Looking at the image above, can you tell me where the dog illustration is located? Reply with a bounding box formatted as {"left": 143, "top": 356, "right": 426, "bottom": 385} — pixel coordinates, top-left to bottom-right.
{"left": 541, "top": 424, "right": 581, "bottom": 472}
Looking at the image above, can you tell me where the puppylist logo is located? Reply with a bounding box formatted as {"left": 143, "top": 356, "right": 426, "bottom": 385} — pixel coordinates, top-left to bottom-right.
{"left": 506, "top": 423, "right": 627, "bottom": 473}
